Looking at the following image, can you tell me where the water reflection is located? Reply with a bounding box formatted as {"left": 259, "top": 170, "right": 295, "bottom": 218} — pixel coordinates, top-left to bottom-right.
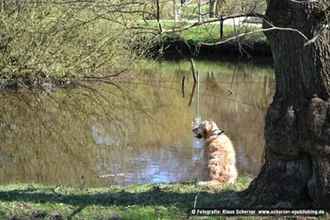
{"left": 0, "top": 60, "right": 274, "bottom": 186}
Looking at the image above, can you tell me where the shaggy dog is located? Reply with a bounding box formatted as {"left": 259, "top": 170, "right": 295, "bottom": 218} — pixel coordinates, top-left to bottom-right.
{"left": 192, "top": 120, "right": 238, "bottom": 186}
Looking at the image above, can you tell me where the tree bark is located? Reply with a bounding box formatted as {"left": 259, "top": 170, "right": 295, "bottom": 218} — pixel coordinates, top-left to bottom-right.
{"left": 243, "top": 0, "right": 330, "bottom": 210}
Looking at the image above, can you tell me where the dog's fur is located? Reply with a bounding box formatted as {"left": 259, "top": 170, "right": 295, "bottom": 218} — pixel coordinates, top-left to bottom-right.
{"left": 192, "top": 120, "right": 238, "bottom": 186}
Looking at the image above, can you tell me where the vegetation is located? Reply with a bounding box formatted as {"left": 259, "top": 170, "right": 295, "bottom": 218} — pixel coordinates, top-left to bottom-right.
{"left": 182, "top": 24, "right": 266, "bottom": 44}
{"left": 0, "top": 177, "right": 252, "bottom": 219}
{"left": 0, "top": 1, "right": 135, "bottom": 89}
{"left": 149, "top": 0, "right": 267, "bottom": 20}
{"left": 141, "top": 20, "right": 266, "bottom": 44}
{"left": 0, "top": 0, "right": 268, "bottom": 86}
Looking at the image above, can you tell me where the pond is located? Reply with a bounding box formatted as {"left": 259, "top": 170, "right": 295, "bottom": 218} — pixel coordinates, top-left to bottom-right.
{"left": 0, "top": 60, "right": 274, "bottom": 187}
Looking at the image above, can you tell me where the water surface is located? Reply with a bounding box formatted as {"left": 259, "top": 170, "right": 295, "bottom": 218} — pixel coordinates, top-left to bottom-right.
{"left": 0, "top": 60, "right": 274, "bottom": 186}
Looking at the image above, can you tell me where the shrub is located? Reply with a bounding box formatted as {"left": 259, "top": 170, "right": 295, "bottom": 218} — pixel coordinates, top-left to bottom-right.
{"left": 0, "top": 2, "right": 134, "bottom": 80}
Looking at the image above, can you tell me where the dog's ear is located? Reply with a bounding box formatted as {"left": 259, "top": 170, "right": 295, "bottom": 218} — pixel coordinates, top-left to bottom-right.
{"left": 210, "top": 121, "right": 218, "bottom": 130}
{"left": 204, "top": 120, "right": 222, "bottom": 137}
{"left": 202, "top": 120, "right": 213, "bottom": 137}
{"left": 203, "top": 120, "right": 212, "bottom": 131}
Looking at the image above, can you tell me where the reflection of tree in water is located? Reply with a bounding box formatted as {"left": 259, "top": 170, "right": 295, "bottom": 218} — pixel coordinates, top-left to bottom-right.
{"left": 0, "top": 88, "right": 114, "bottom": 186}
{"left": 0, "top": 76, "right": 193, "bottom": 186}
{"left": 92, "top": 75, "right": 194, "bottom": 185}
{"left": 0, "top": 62, "right": 274, "bottom": 186}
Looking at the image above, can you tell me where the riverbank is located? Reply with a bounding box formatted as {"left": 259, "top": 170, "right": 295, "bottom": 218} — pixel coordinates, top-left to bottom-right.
{"left": 146, "top": 36, "right": 272, "bottom": 60}
{"left": 134, "top": 21, "right": 271, "bottom": 60}
{"left": 0, "top": 177, "right": 252, "bottom": 220}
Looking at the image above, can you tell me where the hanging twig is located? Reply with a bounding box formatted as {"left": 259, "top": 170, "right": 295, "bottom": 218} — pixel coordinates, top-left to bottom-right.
{"left": 219, "top": 15, "right": 224, "bottom": 39}
{"left": 188, "top": 58, "right": 197, "bottom": 106}
{"left": 155, "top": 0, "right": 162, "bottom": 33}
{"left": 181, "top": 75, "right": 186, "bottom": 97}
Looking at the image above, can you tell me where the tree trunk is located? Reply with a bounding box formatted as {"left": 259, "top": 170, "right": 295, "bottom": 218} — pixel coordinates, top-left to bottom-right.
{"left": 197, "top": 0, "right": 202, "bottom": 22}
{"left": 209, "top": 0, "right": 216, "bottom": 18}
{"left": 155, "top": 0, "right": 160, "bottom": 21}
{"left": 243, "top": 0, "right": 330, "bottom": 209}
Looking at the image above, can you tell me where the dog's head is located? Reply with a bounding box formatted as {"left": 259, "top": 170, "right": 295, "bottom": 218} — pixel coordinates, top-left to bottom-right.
{"left": 192, "top": 120, "right": 222, "bottom": 139}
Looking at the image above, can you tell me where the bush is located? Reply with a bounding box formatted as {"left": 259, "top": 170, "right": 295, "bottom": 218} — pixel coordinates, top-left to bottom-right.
{"left": 0, "top": 2, "right": 133, "bottom": 80}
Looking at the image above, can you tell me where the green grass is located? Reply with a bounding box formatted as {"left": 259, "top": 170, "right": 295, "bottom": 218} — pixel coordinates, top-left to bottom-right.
{"left": 0, "top": 177, "right": 252, "bottom": 219}
{"left": 181, "top": 24, "right": 267, "bottom": 44}
{"left": 139, "top": 20, "right": 267, "bottom": 44}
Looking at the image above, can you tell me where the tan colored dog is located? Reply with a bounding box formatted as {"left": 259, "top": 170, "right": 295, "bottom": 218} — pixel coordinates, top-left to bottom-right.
{"left": 192, "top": 120, "right": 238, "bottom": 186}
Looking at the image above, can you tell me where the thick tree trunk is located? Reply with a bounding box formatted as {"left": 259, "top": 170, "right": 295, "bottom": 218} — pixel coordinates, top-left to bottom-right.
{"left": 243, "top": 0, "right": 330, "bottom": 209}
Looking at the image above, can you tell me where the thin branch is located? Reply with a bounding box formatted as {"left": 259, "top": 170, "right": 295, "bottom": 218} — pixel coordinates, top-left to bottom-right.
{"left": 288, "top": 0, "right": 318, "bottom": 4}
{"left": 161, "top": 12, "right": 266, "bottom": 34}
{"left": 181, "top": 75, "right": 185, "bottom": 98}
{"left": 201, "top": 26, "right": 309, "bottom": 46}
{"left": 304, "top": 24, "right": 328, "bottom": 46}
{"left": 82, "top": 69, "right": 128, "bottom": 80}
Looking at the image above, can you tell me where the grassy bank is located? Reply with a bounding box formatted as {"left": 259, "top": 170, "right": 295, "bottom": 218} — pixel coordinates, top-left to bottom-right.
{"left": 138, "top": 21, "right": 270, "bottom": 60}
{"left": 0, "top": 177, "right": 252, "bottom": 220}
{"left": 140, "top": 20, "right": 267, "bottom": 44}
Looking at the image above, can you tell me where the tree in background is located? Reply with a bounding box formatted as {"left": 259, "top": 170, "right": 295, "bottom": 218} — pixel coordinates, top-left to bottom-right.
{"left": 209, "top": 0, "right": 216, "bottom": 17}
